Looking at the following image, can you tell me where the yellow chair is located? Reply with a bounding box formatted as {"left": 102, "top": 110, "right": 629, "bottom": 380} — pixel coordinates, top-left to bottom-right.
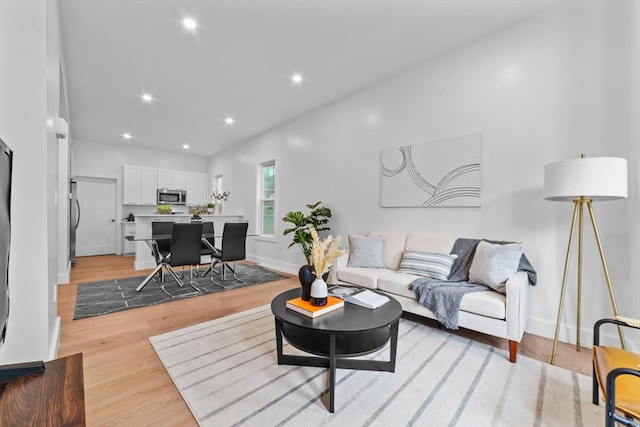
{"left": 592, "top": 316, "right": 640, "bottom": 427}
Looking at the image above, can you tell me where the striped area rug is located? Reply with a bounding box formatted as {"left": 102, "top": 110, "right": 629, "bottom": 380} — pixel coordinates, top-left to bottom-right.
{"left": 149, "top": 305, "right": 603, "bottom": 427}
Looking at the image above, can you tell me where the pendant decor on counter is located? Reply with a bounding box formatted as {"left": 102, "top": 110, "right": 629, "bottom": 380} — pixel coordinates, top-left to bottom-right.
{"left": 310, "top": 277, "right": 328, "bottom": 306}
{"left": 298, "top": 265, "right": 315, "bottom": 301}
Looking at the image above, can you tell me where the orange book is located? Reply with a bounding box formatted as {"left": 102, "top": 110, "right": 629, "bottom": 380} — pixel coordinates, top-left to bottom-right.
{"left": 285, "top": 296, "right": 344, "bottom": 318}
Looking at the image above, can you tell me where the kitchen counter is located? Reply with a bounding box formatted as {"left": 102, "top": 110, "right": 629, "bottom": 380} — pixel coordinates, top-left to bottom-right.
{"left": 134, "top": 213, "right": 244, "bottom": 218}
{"left": 132, "top": 213, "right": 244, "bottom": 270}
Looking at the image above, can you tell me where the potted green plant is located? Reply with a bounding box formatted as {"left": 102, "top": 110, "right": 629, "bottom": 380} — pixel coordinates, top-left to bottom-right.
{"left": 282, "top": 201, "right": 333, "bottom": 264}
{"left": 282, "top": 201, "right": 334, "bottom": 301}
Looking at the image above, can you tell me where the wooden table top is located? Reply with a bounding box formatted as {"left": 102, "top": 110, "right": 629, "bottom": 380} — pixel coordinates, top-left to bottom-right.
{"left": 0, "top": 353, "right": 85, "bottom": 426}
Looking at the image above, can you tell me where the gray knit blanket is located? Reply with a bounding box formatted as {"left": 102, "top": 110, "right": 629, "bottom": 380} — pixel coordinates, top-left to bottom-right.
{"left": 410, "top": 238, "right": 537, "bottom": 330}
{"left": 410, "top": 278, "right": 488, "bottom": 329}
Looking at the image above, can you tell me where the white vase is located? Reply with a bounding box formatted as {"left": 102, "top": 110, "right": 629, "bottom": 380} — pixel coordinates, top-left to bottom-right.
{"left": 216, "top": 203, "right": 223, "bottom": 214}
{"left": 310, "top": 277, "right": 328, "bottom": 306}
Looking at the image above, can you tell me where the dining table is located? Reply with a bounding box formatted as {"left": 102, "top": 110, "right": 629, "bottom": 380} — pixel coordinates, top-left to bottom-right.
{"left": 125, "top": 231, "right": 257, "bottom": 291}
{"left": 126, "top": 231, "right": 218, "bottom": 291}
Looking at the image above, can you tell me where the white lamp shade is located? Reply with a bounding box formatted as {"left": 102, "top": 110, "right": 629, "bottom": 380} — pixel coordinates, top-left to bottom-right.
{"left": 544, "top": 157, "right": 627, "bottom": 201}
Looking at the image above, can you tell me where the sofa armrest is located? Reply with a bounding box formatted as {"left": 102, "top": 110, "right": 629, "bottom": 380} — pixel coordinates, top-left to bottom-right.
{"left": 504, "top": 271, "right": 531, "bottom": 342}
{"left": 328, "top": 252, "right": 349, "bottom": 284}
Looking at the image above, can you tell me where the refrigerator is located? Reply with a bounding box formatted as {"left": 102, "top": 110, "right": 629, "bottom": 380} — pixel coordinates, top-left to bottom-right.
{"left": 70, "top": 177, "right": 80, "bottom": 266}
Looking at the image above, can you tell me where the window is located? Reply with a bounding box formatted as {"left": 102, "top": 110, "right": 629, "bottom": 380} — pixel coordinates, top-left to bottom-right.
{"left": 259, "top": 161, "right": 275, "bottom": 236}
{"left": 214, "top": 174, "right": 223, "bottom": 192}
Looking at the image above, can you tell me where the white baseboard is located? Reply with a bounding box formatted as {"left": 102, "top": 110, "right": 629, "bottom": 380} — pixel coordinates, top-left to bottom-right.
{"left": 246, "top": 254, "right": 298, "bottom": 276}
{"left": 57, "top": 261, "right": 71, "bottom": 285}
{"left": 49, "top": 316, "right": 61, "bottom": 361}
{"left": 526, "top": 316, "right": 638, "bottom": 353}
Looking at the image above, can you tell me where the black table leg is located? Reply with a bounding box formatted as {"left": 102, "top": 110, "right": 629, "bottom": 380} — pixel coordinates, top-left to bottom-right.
{"left": 389, "top": 320, "right": 399, "bottom": 372}
{"left": 275, "top": 318, "right": 284, "bottom": 365}
{"left": 329, "top": 332, "right": 336, "bottom": 413}
{"left": 135, "top": 263, "right": 163, "bottom": 291}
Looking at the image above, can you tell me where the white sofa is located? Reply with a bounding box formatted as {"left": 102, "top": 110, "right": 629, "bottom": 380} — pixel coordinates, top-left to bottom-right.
{"left": 327, "top": 232, "right": 532, "bottom": 363}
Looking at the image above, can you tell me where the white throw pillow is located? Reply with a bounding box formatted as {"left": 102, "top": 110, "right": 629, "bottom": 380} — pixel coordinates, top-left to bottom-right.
{"left": 469, "top": 241, "right": 523, "bottom": 293}
{"left": 347, "top": 235, "right": 385, "bottom": 268}
{"left": 398, "top": 250, "right": 457, "bottom": 280}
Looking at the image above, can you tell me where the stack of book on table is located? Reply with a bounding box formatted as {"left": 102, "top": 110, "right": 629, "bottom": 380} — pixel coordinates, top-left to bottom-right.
{"left": 286, "top": 296, "right": 344, "bottom": 318}
{"left": 328, "top": 285, "right": 390, "bottom": 309}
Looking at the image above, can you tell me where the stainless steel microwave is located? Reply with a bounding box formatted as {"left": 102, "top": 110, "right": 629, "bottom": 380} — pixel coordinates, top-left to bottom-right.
{"left": 157, "top": 188, "right": 187, "bottom": 205}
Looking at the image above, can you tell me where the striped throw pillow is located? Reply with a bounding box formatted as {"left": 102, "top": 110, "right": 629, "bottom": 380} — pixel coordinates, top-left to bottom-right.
{"left": 398, "top": 250, "right": 458, "bottom": 280}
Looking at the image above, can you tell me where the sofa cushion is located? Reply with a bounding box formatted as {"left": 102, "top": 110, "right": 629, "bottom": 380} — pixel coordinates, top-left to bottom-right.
{"left": 469, "top": 241, "right": 523, "bottom": 293}
{"left": 369, "top": 232, "right": 407, "bottom": 270}
{"left": 337, "top": 267, "right": 394, "bottom": 289}
{"left": 397, "top": 250, "right": 457, "bottom": 280}
{"left": 460, "top": 290, "right": 506, "bottom": 319}
{"left": 404, "top": 234, "right": 456, "bottom": 255}
{"left": 347, "top": 235, "right": 385, "bottom": 268}
{"left": 378, "top": 272, "right": 420, "bottom": 298}
{"left": 377, "top": 273, "right": 506, "bottom": 319}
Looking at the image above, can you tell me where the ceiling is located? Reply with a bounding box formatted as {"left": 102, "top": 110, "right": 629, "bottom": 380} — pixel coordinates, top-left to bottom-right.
{"left": 58, "top": 0, "right": 560, "bottom": 157}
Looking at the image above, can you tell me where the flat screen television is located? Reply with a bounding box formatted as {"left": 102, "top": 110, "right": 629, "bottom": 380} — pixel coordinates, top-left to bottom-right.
{"left": 0, "top": 137, "right": 12, "bottom": 348}
{"left": 0, "top": 137, "right": 44, "bottom": 382}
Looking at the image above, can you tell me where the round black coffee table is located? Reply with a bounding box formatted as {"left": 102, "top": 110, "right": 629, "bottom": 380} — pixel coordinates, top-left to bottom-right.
{"left": 271, "top": 288, "right": 402, "bottom": 413}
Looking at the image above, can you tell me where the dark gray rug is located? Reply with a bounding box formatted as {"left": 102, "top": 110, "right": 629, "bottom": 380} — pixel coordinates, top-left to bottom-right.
{"left": 74, "top": 263, "right": 288, "bottom": 320}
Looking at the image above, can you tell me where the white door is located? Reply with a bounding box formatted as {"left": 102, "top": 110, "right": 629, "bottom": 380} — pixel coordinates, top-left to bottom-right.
{"left": 76, "top": 177, "right": 117, "bottom": 256}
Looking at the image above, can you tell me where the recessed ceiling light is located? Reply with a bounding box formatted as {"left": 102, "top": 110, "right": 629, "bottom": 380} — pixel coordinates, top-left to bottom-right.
{"left": 122, "top": 133, "right": 132, "bottom": 140}
{"left": 141, "top": 93, "right": 154, "bottom": 103}
{"left": 291, "top": 73, "right": 304, "bottom": 85}
{"left": 224, "top": 116, "right": 235, "bottom": 125}
{"left": 182, "top": 17, "right": 197, "bottom": 31}
{"left": 182, "top": 144, "right": 190, "bottom": 150}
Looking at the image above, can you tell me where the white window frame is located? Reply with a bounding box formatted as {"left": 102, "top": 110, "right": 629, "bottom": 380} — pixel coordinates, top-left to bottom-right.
{"left": 214, "top": 174, "right": 223, "bottom": 192}
{"left": 257, "top": 160, "right": 276, "bottom": 240}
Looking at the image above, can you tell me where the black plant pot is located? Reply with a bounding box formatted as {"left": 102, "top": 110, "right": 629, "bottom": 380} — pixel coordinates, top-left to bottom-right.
{"left": 298, "top": 265, "right": 315, "bottom": 301}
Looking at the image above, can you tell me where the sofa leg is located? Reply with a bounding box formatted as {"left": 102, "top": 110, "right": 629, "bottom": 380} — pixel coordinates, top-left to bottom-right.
{"left": 509, "top": 340, "right": 518, "bottom": 363}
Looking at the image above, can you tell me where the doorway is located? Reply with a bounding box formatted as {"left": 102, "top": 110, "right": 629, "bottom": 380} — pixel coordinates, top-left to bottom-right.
{"left": 75, "top": 177, "right": 117, "bottom": 256}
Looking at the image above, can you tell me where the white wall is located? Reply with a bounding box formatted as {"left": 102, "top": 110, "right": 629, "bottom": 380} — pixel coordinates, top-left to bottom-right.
{"left": 0, "top": 0, "right": 63, "bottom": 363}
{"left": 45, "top": 0, "right": 64, "bottom": 359}
{"left": 627, "top": 0, "right": 640, "bottom": 349}
{"left": 208, "top": 0, "right": 638, "bottom": 350}
{"left": 72, "top": 139, "right": 208, "bottom": 180}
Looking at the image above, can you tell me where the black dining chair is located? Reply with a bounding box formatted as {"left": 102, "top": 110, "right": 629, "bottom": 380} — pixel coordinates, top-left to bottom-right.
{"left": 151, "top": 221, "right": 174, "bottom": 282}
{"left": 211, "top": 221, "right": 248, "bottom": 283}
{"left": 143, "top": 222, "right": 203, "bottom": 295}
{"left": 198, "top": 222, "right": 216, "bottom": 275}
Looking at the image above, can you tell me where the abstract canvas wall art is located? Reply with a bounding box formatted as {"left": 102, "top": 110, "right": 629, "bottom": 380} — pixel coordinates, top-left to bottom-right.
{"left": 380, "top": 134, "right": 482, "bottom": 207}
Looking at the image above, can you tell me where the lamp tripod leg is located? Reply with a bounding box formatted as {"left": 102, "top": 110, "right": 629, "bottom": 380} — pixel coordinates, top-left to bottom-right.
{"left": 551, "top": 201, "right": 580, "bottom": 365}
{"left": 586, "top": 202, "right": 626, "bottom": 349}
{"left": 577, "top": 198, "right": 584, "bottom": 351}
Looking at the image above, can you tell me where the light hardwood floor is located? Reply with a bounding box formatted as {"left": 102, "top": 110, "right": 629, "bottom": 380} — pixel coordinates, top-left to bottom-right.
{"left": 58, "top": 255, "right": 592, "bottom": 426}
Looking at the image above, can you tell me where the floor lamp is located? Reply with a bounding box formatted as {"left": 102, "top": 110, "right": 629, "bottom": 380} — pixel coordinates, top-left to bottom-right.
{"left": 543, "top": 155, "right": 628, "bottom": 365}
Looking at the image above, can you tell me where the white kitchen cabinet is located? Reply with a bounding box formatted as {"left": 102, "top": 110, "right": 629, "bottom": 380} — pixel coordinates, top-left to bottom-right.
{"left": 122, "top": 222, "right": 136, "bottom": 255}
{"left": 123, "top": 165, "right": 141, "bottom": 204}
{"left": 157, "top": 168, "right": 172, "bottom": 189}
{"left": 186, "top": 172, "right": 208, "bottom": 205}
{"left": 171, "top": 170, "right": 187, "bottom": 190}
{"left": 123, "top": 165, "right": 157, "bottom": 205}
{"left": 139, "top": 167, "right": 157, "bottom": 205}
{"left": 123, "top": 165, "right": 208, "bottom": 205}
{"left": 158, "top": 168, "right": 187, "bottom": 190}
